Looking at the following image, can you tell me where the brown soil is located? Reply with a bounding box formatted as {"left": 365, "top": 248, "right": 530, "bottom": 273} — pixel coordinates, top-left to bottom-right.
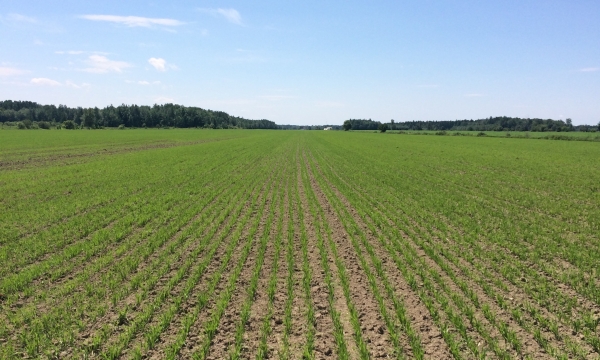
{"left": 296, "top": 163, "right": 343, "bottom": 359}
{"left": 74, "top": 177, "right": 265, "bottom": 359}
{"left": 175, "top": 177, "right": 276, "bottom": 359}
{"left": 209, "top": 192, "right": 282, "bottom": 359}
{"left": 307, "top": 154, "right": 453, "bottom": 359}
{"left": 0, "top": 138, "right": 230, "bottom": 171}
{"left": 301, "top": 154, "right": 396, "bottom": 358}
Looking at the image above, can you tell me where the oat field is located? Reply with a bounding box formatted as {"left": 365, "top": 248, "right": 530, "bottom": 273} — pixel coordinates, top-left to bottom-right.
{"left": 1, "top": 129, "right": 600, "bottom": 359}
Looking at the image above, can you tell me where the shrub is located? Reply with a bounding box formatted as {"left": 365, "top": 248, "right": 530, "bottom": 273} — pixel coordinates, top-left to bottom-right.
{"left": 118, "top": 124, "right": 126, "bottom": 130}
{"left": 37, "top": 121, "right": 50, "bottom": 129}
{"left": 477, "top": 132, "right": 486, "bottom": 137}
{"left": 17, "top": 122, "right": 27, "bottom": 129}
{"left": 63, "top": 120, "right": 76, "bottom": 129}
{"left": 435, "top": 131, "right": 447, "bottom": 136}
{"left": 378, "top": 123, "right": 388, "bottom": 133}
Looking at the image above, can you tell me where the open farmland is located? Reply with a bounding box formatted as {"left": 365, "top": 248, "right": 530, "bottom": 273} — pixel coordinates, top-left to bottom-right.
{"left": 1, "top": 130, "right": 600, "bottom": 359}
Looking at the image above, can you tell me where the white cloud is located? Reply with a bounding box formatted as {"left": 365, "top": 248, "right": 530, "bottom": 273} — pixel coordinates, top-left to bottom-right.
{"left": 464, "top": 93, "right": 484, "bottom": 97}
{"left": 82, "top": 55, "right": 132, "bottom": 73}
{"left": 28, "top": 78, "right": 89, "bottom": 88}
{"left": 200, "top": 8, "right": 243, "bottom": 25}
{"left": 148, "top": 58, "right": 177, "bottom": 71}
{"left": 217, "top": 9, "right": 242, "bottom": 25}
{"left": 0, "top": 67, "right": 27, "bottom": 76}
{"left": 31, "top": 78, "right": 61, "bottom": 86}
{"left": 65, "top": 80, "right": 90, "bottom": 89}
{"left": 80, "top": 15, "right": 184, "bottom": 28}
{"left": 580, "top": 67, "right": 599, "bottom": 72}
{"left": 316, "top": 101, "right": 345, "bottom": 108}
{"left": 154, "top": 96, "right": 175, "bottom": 103}
{"left": 259, "top": 95, "right": 296, "bottom": 101}
{"left": 56, "top": 50, "right": 85, "bottom": 55}
{"left": 0, "top": 13, "right": 36, "bottom": 24}
{"left": 126, "top": 80, "right": 160, "bottom": 85}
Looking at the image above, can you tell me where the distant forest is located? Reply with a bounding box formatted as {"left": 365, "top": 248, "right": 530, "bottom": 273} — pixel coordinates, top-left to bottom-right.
{"left": 0, "top": 100, "right": 277, "bottom": 129}
{"left": 3, "top": 100, "right": 599, "bottom": 132}
{"left": 345, "top": 117, "right": 599, "bottom": 132}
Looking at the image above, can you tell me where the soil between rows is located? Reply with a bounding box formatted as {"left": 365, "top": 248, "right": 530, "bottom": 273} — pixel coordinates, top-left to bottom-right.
{"left": 302, "top": 154, "right": 396, "bottom": 358}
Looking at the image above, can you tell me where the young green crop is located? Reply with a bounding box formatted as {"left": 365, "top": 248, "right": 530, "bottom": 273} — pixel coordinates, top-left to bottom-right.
{"left": 2, "top": 129, "right": 599, "bottom": 359}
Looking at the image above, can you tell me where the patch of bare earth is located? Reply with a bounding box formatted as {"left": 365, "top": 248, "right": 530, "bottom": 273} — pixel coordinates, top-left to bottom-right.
{"left": 136, "top": 177, "right": 272, "bottom": 359}
{"left": 243, "top": 183, "right": 289, "bottom": 359}
{"left": 297, "top": 166, "right": 345, "bottom": 359}
{"left": 302, "top": 157, "right": 396, "bottom": 358}
{"left": 0, "top": 138, "right": 229, "bottom": 171}
{"left": 200, "top": 191, "right": 276, "bottom": 359}
{"left": 308, "top": 154, "right": 453, "bottom": 359}
{"left": 176, "top": 180, "right": 275, "bottom": 359}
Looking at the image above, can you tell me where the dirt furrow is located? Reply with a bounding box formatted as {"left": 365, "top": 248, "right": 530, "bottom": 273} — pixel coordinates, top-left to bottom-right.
{"left": 303, "top": 160, "right": 396, "bottom": 358}
{"left": 308, "top": 152, "right": 451, "bottom": 359}
{"left": 262, "top": 196, "right": 291, "bottom": 357}
{"left": 178, "top": 179, "right": 276, "bottom": 359}
{"left": 205, "top": 186, "right": 279, "bottom": 359}
{"left": 137, "top": 174, "right": 274, "bottom": 360}
{"left": 297, "top": 166, "right": 343, "bottom": 359}
{"left": 283, "top": 180, "right": 310, "bottom": 359}
{"left": 244, "top": 180, "right": 289, "bottom": 360}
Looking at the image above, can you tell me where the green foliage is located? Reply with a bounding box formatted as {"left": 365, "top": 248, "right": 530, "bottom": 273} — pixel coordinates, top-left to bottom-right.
{"left": 37, "top": 121, "right": 50, "bottom": 129}
{"left": 63, "top": 120, "right": 76, "bottom": 129}
{"left": 1, "top": 130, "right": 599, "bottom": 359}
{"left": 0, "top": 100, "right": 276, "bottom": 129}
{"left": 343, "top": 120, "right": 352, "bottom": 131}
{"left": 378, "top": 123, "right": 388, "bottom": 133}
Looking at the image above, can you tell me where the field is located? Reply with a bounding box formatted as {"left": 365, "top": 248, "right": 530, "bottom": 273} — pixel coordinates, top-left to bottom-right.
{"left": 1, "top": 129, "right": 600, "bottom": 360}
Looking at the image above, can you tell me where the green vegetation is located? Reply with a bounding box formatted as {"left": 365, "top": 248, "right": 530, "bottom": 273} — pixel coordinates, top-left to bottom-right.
{"left": 1, "top": 130, "right": 599, "bottom": 359}
{"left": 344, "top": 116, "right": 599, "bottom": 132}
{"left": 0, "top": 100, "right": 276, "bottom": 129}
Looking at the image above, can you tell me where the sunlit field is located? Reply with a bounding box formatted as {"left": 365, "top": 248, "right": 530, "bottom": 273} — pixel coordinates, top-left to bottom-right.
{"left": 1, "top": 130, "right": 599, "bottom": 359}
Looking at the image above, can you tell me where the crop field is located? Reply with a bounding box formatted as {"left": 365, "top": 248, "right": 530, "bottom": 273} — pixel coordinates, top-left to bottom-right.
{"left": 1, "top": 129, "right": 600, "bottom": 360}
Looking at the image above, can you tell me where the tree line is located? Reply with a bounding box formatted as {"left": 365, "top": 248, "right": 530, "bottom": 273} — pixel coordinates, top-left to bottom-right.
{"left": 0, "top": 100, "right": 277, "bottom": 129}
{"left": 343, "top": 117, "right": 600, "bottom": 132}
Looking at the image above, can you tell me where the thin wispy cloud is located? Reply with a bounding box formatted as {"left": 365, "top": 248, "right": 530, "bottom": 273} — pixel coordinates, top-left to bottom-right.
{"left": 199, "top": 8, "right": 243, "bottom": 25}
{"left": 0, "top": 13, "right": 36, "bottom": 24}
{"left": 80, "top": 15, "right": 184, "bottom": 28}
{"left": 259, "top": 95, "right": 296, "bottom": 101}
{"left": 418, "top": 84, "right": 439, "bottom": 88}
{"left": 56, "top": 50, "right": 85, "bottom": 55}
{"left": 65, "top": 80, "right": 89, "bottom": 89}
{"left": 29, "top": 78, "right": 89, "bottom": 88}
{"left": 128, "top": 80, "right": 161, "bottom": 85}
{"left": 580, "top": 67, "right": 599, "bottom": 72}
{"left": 464, "top": 93, "right": 484, "bottom": 98}
{"left": 0, "top": 67, "right": 27, "bottom": 77}
{"left": 148, "top": 58, "right": 177, "bottom": 72}
{"left": 316, "top": 101, "right": 345, "bottom": 108}
{"left": 154, "top": 96, "right": 175, "bottom": 103}
{"left": 30, "top": 78, "right": 61, "bottom": 86}
{"left": 82, "top": 55, "right": 132, "bottom": 73}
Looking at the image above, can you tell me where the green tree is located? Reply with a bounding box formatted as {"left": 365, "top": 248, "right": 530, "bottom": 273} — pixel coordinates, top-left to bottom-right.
{"left": 82, "top": 108, "right": 98, "bottom": 128}
{"left": 63, "top": 120, "right": 76, "bottom": 129}
{"left": 343, "top": 120, "right": 352, "bottom": 131}
{"left": 378, "top": 123, "right": 388, "bottom": 133}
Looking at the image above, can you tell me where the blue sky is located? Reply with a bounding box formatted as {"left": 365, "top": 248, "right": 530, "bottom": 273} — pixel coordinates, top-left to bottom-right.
{"left": 1, "top": 0, "right": 598, "bottom": 125}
